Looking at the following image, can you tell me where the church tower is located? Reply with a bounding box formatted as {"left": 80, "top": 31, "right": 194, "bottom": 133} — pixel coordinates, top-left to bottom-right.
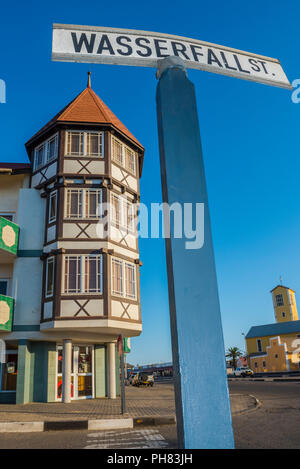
{"left": 271, "top": 285, "right": 298, "bottom": 323}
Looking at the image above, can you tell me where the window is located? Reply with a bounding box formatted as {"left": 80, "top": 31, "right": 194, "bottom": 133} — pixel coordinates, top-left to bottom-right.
{"left": 0, "top": 213, "right": 14, "bottom": 222}
{"left": 34, "top": 133, "right": 58, "bottom": 170}
{"left": 275, "top": 294, "right": 284, "bottom": 306}
{"left": 110, "top": 193, "right": 135, "bottom": 232}
{"left": 275, "top": 354, "right": 278, "bottom": 359}
{"left": 66, "top": 131, "right": 103, "bottom": 157}
{"left": 125, "top": 147, "right": 136, "bottom": 174}
{"left": 63, "top": 255, "right": 102, "bottom": 294}
{"left": 282, "top": 312, "right": 286, "bottom": 318}
{"left": 125, "top": 262, "right": 136, "bottom": 299}
{"left": 112, "top": 258, "right": 123, "bottom": 296}
{"left": 254, "top": 362, "right": 258, "bottom": 368}
{"left": 0, "top": 279, "right": 9, "bottom": 296}
{"left": 47, "top": 135, "right": 58, "bottom": 163}
{"left": 262, "top": 361, "right": 266, "bottom": 368}
{"left": 257, "top": 339, "right": 262, "bottom": 352}
{"left": 46, "top": 257, "right": 55, "bottom": 297}
{"left": 112, "top": 138, "right": 123, "bottom": 165}
{"left": 49, "top": 191, "right": 57, "bottom": 223}
{"left": 111, "top": 194, "right": 121, "bottom": 226}
{"left": 111, "top": 257, "right": 136, "bottom": 299}
{"left": 111, "top": 136, "right": 136, "bottom": 175}
{"left": 65, "top": 189, "right": 102, "bottom": 219}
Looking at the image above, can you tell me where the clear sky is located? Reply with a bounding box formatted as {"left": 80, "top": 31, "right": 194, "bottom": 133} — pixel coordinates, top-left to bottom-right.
{"left": 1, "top": 1, "right": 300, "bottom": 365}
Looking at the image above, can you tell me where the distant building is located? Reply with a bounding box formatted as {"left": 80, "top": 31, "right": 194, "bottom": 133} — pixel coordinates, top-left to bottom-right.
{"left": 246, "top": 285, "right": 300, "bottom": 373}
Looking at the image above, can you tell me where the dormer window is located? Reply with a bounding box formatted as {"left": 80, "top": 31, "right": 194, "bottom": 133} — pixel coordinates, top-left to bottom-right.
{"left": 65, "top": 131, "right": 103, "bottom": 157}
{"left": 33, "top": 133, "right": 58, "bottom": 171}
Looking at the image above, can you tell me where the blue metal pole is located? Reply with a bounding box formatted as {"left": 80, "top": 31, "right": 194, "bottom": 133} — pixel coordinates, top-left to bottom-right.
{"left": 156, "top": 56, "right": 234, "bottom": 449}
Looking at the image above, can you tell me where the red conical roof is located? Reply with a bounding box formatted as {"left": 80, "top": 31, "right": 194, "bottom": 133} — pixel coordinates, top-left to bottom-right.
{"left": 26, "top": 86, "right": 143, "bottom": 150}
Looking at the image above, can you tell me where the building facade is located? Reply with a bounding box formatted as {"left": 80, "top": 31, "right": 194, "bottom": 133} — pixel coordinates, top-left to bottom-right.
{"left": 246, "top": 285, "right": 300, "bottom": 373}
{"left": 0, "top": 77, "right": 144, "bottom": 403}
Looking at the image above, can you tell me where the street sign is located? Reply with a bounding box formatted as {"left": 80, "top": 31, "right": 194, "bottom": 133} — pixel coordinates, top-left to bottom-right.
{"left": 52, "top": 24, "right": 292, "bottom": 89}
{"left": 123, "top": 337, "right": 131, "bottom": 353}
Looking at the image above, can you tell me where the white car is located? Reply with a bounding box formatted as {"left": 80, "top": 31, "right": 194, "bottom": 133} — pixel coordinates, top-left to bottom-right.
{"left": 232, "top": 367, "right": 253, "bottom": 377}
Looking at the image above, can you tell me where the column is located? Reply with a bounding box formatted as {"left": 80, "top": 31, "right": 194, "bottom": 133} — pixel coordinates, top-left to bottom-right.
{"left": 156, "top": 56, "right": 234, "bottom": 449}
{"left": 62, "top": 339, "right": 72, "bottom": 403}
{"left": 16, "top": 340, "right": 31, "bottom": 404}
{"left": 107, "top": 342, "right": 116, "bottom": 399}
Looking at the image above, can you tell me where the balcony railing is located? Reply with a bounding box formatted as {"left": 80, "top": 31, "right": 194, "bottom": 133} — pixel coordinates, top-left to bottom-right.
{"left": 0, "top": 295, "right": 14, "bottom": 331}
{"left": 0, "top": 217, "right": 19, "bottom": 256}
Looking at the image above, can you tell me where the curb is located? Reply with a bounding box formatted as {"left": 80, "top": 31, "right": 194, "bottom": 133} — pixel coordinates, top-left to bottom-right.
{"left": 230, "top": 393, "right": 261, "bottom": 416}
{"left": 228, "top": 378, "right": 300, "bottom": 382}
{"left": 0, "top": 416, "right": 175, "bottom": 434}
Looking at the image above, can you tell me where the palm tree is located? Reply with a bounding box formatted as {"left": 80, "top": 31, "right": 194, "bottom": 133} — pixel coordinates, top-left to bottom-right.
{"left": 226, "top": 347, "right": 243, "bottom": 370}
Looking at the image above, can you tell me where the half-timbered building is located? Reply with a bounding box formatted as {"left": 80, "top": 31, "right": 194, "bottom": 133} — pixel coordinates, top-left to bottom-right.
{"left": 0, "top": 75, "right": 144, "bottom": 403}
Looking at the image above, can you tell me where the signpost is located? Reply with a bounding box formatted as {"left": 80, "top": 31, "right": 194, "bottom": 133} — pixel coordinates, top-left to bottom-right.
{"left": 117, "top": 334, "right": 126, "bottom": 415}
{"left": 52, "top": 24, "right": 291, "bottom": 448}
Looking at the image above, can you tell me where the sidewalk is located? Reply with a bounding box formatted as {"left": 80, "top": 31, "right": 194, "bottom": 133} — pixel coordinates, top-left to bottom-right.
{"left": 0, "top": 383, "right": 258, "bottom": 432}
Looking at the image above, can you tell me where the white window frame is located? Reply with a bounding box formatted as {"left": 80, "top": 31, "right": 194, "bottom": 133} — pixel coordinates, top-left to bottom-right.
{"left": 111, "top": 257, "right": 136, "bottom": 300}
{"left": 110, "top": 193, "right": 136, "bottom": 233}
{"left": 33, "top": 133, "right": 58, "bottom": 171}
{"left": 65, "top": 188, "right": 102, "bottom": 220}
{"left": 65, "top": 130, "right": 104, "bottom": 158}
{"left": 62, "top": 255, "right": 103, "bottom": 295}
{"left": 45, "top": 257, "right": 55, "bottom": 298}
{"left": 111, "top": 136, "right": 136, "bottom": 176}
{"left": 48, "top": 191, "right": 57, "bottom": 224}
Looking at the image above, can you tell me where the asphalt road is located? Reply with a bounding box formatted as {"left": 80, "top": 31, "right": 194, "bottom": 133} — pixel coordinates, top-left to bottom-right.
{"left": 0, "top": 381, "right": 299, "bottom": 449}
{"left": 229, "top": 380, "right": 300, "bottom": 449}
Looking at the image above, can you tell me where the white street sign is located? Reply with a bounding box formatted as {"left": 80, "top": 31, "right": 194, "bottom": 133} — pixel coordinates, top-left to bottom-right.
{"left": 52, "top": 24, "right": 292, "bottom": 89}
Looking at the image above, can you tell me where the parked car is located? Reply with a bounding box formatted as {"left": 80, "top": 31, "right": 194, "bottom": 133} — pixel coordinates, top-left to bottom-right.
{"left": 232, "top": 367, "right": 254, "bottom": 377}
{"left": 132, "top": 372, "right": 154, "bottom": 387}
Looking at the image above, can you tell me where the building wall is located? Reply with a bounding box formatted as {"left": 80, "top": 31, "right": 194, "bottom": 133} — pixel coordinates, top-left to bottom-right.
{"left": 0, "top": 174, "right": 29, "bottom": 222}
{"left": 248, "top": 334, "right": 300, "bottom": 373}
{"left": 272, "top": 286, "right": 299, "bottom": 323}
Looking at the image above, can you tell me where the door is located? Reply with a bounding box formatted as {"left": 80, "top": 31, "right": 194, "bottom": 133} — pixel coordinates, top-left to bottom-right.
{"left": 74, "top": 346, "right": 93, "bottom": 399}
{"left": 56, "top": 345, "right": 93, "bottom": 400}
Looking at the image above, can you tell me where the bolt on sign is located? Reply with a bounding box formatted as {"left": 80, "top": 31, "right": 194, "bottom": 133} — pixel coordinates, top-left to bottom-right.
{"left": 52, "top": 24, "right": 292, "bottom": 89}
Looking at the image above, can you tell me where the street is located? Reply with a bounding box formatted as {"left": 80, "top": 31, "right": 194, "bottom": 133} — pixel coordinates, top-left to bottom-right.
{"left": 229, "top": 380, "right": 300, "bottom": 449}
{"left": 0, "top": 381, "right": 299, "bottom": 449}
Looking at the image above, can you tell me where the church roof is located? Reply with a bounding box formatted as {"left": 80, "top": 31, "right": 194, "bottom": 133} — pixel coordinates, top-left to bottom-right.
{"left": 246, "top": 320, "right": 300, "bottom": 339}
{"left": 26, "top": 82, "right": 144, "bottom": 150}
{"left": 270, "top": 285, "right": 295, "bottom": 293}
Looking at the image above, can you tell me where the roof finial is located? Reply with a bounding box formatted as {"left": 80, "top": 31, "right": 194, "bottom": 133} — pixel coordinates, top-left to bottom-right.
{"left": 87, "top": 71, "right": 91, "bottom": 89}
{"left": 280, "top": 275, "right": 283, "bottom": 285}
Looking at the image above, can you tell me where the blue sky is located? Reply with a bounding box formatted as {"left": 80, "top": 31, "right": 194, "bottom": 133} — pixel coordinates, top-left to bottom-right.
{"left": 1, "top": 1, "right": 300, "bottom": 365}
